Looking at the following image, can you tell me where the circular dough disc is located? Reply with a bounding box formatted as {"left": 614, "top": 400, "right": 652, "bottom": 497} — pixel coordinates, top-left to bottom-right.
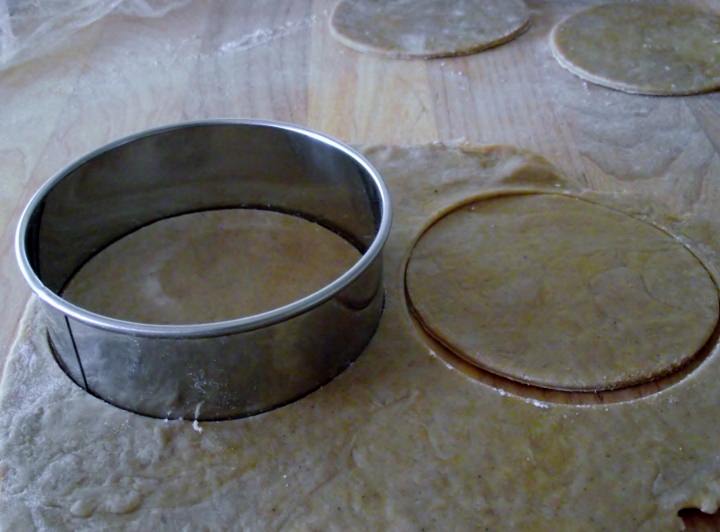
{"left": 330, "top": 0, "right": 530, "bottom": 59}
{"left": 550, "top": 3, "right": 720, "bottom": 96}
{"left": 63, "top": 209, "right": 360, "bottom": 324}
{"left": 406, "top": 194, "right": 719, "bottom": 391}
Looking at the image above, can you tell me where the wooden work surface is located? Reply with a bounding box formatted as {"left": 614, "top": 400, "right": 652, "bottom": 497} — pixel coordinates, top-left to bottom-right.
{"left": 1, "top": 0, "right": 719, "bottom": 528}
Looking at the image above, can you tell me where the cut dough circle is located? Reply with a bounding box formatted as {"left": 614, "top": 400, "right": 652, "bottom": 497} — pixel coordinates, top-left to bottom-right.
{"left": 550, "top": 3, "right": 720, "bottom": 96}
{"left": 329, "top": 0, "right": 530, "bottom": 59}
{"left": 406, "top": 193, "right": 719, "bottom": 391}
{"left": 62, "top": 209, "right": 360, "bottom": 324}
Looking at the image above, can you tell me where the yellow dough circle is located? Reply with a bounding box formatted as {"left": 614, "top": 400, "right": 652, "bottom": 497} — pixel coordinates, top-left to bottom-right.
{"left": 63, "top": 209, "right": 360, "bottom": 324}
{"left": 406, "top": 193, "right": 719, "bottom": 391}
{"left": 550, "top": 3, "right": 720, "bottom": 96}
{"left": 330, "top": 0, "right": 530, "bottom": 59}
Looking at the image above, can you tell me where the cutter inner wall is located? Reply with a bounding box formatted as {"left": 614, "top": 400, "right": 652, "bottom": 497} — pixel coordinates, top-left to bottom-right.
{"left": 26, "top": 124, "right": 381, "bottom": 295}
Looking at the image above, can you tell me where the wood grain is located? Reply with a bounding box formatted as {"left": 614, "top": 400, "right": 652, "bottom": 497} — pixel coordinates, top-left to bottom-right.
{"left": 1, "top": 0, "right": 719, "bottom": 527}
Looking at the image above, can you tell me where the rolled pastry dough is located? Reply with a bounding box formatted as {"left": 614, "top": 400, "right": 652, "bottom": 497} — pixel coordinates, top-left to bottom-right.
{"left": 3, "top": 146, "right": 720, "bottom": 531}
{"left": 550, "top": 3, "right": 720, "bottom": 95}
{"left": 62, "top": 209, "right": 360, "bottom": 324}
{"left": 330, "top": 0, "right": 530, "bottom": 59}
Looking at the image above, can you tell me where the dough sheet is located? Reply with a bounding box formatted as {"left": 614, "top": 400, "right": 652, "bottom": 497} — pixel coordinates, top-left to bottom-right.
{"left": 62, "top": 209, "right": 360, "bottom": 324}
{"left": 2, "top": 145, "right": 720, "bottom": 530}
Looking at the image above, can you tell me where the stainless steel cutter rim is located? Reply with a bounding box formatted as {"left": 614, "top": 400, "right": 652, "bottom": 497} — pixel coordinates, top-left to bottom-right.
{"left": 16, "top": 119, "right": 392, "bottom": 339}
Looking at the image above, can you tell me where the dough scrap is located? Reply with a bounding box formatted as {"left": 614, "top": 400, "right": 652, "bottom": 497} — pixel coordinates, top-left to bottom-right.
{"left": 4, "top": 145, "right": 720, "bottom": 531}
{"left": 406, "top": 193, "right": 719, "bottom": 391}
{"left": 329, "top": 0, "right": 530, "bottom": 59}
{"left": 550, "top": 3, "right": 720, "bottom": 96}
{"left": 62, "top": 209, "right": 360, "bottom": 324}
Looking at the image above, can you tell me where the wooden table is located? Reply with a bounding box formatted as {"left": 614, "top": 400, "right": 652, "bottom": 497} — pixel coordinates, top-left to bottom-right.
{"left": 1, "top": 0, "right": 719, "bottom": 528}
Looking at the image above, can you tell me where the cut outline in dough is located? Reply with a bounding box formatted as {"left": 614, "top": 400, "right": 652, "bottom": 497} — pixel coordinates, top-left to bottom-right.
{"left": 329, "top": 0, "right": 531, "bottom": 59}
{"left": 403, "top": 189, "right": 720, "bottom": 403}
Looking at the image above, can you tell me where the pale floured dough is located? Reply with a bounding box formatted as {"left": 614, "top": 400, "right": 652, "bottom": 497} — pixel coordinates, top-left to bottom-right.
{"left": 329, "top": 0, "right": 530, "bottom": 59}
{"left": 550, "top": 3, "right": 720, "bottom": 96}
{"left": 406, "top": 193, "right": 719, "bottom": 391}
{"left": 5, "top": 145, "right": 720, "bottom": 530}
{"left": 62, "top": 209, "right": 360, "bottom": 324}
